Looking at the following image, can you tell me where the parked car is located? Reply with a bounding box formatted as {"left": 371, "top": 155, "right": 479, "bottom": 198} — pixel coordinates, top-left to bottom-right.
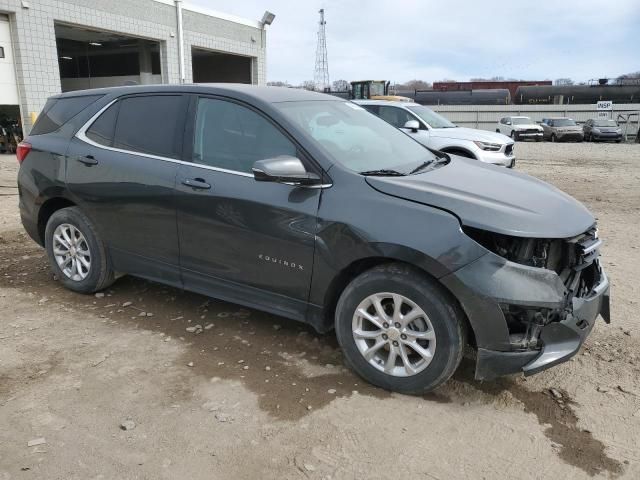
{"left": 355, "top": 100, "right": 515, "bottom": 168}
{"left": 583, "top": 118, "right": 623, "bottom": 143}
{"left": 17, "top": 85, "right": 609, "bottom": 394}
{"left": 496, "top": 116, "right": 543, "bottom": 141}
{"left": 540, "top": 117, "right": 584, "bottom": 142}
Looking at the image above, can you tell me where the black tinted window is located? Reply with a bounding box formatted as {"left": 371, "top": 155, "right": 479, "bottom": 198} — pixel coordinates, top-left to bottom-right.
{"left": 86, "top": 102, "right": 119, "bottom": 146}
{"left": 31, "top": 95, "right": 102, "bottom": 135}
{"left": 361, "top": 105, "right": 379, "bottom": 115}
{"left": 193, "top": 98, "right": 296, "bottom": 173}
{"left": 377, "top": 106, "right": 415, "bottom": 129}
{"left": 113, "top": 95, "right": 184, "bottom": 158}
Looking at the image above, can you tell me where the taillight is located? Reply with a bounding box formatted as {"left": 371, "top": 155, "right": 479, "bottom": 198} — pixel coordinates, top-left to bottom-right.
{"left": 16, "top": 142, "right": 32, "bottom": 164}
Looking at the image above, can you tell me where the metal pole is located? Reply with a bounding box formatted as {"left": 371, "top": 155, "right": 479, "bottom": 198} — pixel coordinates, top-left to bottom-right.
{"left": 175, "top": 0, "right": 186, "bottom": 84}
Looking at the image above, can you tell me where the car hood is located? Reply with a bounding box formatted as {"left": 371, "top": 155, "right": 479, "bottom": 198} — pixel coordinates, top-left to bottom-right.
{"left": 430, "top": 127, "right": 511, "bottom": 143}
{"left": 365, "top": 156, "right": 595, "bottom": 238}
{"left": 552, "top": 126, "right": 582, "bottom": 132}
{"left": 513, "top": 123, "right": 542, "bottom": 130}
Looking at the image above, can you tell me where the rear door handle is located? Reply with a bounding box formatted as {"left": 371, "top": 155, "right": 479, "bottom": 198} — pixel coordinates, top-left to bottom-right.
{"left": 182, "top": 178, "right": 211, "bottom": 190}
{"left": 76, "top": 155, "right": 98, "bottom": 166}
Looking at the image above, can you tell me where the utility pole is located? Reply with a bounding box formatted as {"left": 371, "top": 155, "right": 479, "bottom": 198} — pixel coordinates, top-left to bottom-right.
{"left": 314, "top": 9, "right": 330, "bottom": 92}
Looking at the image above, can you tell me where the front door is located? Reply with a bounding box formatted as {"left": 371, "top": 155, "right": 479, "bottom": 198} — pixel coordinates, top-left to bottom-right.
{"left": 175, "top": 96, "right": 321, "bottom": 319}
{"left": 67, "top": 94, "right": 189, "bottom": 285}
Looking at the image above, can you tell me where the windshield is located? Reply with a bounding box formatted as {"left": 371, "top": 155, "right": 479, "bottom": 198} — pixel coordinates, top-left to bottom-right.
{"left": 512, "top": 117, "right": 532, "bottom": 125}
{"left": 593, "top": 120, "right": 618, "bottom": 127}
{"left": 276, "top": 101, "right": 437, "bottom": 173}
{"left": 553, "top": 119, "right": 577, "bottom": 127}
{"left": 406, "top": 105, "right": 456, "bottom": 128}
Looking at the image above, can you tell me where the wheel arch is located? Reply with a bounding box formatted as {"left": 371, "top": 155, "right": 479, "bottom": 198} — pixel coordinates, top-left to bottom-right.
{"left": 319, "top": 255, "right": 476, "bottom": 349}
{"left": 37, "top": 197, "right": 77, "bottom": 246}
{"left": 438, "top": 146, "right": 477, "bottom": 160}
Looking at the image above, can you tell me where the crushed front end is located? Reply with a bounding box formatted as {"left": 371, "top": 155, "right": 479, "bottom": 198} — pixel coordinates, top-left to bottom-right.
{"left": 442, "top": 225, "right": 609, "bottom": 380}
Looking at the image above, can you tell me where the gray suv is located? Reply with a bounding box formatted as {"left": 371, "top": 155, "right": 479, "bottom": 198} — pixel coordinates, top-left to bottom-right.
{"left": 16, "top": 85, "right": 609, "bottom": 394}
{"left": 541, "top": 117, "right": 584, "bottom": 142}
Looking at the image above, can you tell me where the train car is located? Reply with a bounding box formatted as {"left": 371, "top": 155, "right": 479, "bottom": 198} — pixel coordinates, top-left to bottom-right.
{"left": 413, "top": 89, "right": 510, "bottom": 106}
{"left": 514, "top": 85, "right": 640, "bottom": 105}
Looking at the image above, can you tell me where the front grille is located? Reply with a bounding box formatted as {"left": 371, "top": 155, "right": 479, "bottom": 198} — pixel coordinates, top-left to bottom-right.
{"left": 523, "top": 129, "right": 540, "bottom": 134}
{"left": 505, "top": 144, "right": 514, "bottom": 156}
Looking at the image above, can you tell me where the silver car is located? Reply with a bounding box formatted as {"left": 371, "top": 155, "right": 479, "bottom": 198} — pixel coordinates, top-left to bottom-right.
{"left": 541, "top": 117, "right": 584, "bottom": 142}
{"left": 356, "top": 100, "right": 515, "bottom": 167}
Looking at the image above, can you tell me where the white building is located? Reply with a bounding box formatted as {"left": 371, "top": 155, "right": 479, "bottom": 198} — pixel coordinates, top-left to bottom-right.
{"left": 0, "top": 0, "right": 270, "bottom": 133}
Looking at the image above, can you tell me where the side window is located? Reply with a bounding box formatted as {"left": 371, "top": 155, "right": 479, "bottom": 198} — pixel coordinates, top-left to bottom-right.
{"left": 377, "top": 106, "right": 415, "bottom": 129}
{"left": 0, "top": 46, "right": 5, "bottom": 59}
{"left": 85, "top": 102, "right": 120, "bottom": 147}
{"left": 31, "top": 95, "right": 103, "bottom": 135}
{"left": 361, "top": 105, "right": 379, "bottom": 115}
{"left": 113, "top": 95, "right": 185, "bottom": 158}
{"left": 193, "top": 98, "right": 296, "bottom": 174}
{"left": 500, "top": 118, "right": 506, "bottom": 124}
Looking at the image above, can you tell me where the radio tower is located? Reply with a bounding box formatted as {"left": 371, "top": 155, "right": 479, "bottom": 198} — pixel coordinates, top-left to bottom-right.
{"left": 314, "top": 9, "right": 330, "bottom": 92}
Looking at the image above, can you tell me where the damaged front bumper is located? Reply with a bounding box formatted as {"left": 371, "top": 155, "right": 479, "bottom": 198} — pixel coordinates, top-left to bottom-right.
{"left": 440, "top": 231, "right": 609, "bottom": 381}
{"left": 475, "top": 271, "right": 609, "bottom": 379}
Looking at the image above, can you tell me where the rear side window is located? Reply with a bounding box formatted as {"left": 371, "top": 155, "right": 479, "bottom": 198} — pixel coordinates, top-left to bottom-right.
{"left": 113, "top": 95, "right": 185, "bottom": 159}
{"left": 86, "top": 102, "right": 120, "bottom": 147}
{"left": 31, "top": 95, "right": 102, "bottom": 135}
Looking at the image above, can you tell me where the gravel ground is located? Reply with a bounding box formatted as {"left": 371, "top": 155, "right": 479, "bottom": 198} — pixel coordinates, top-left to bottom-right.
{"left": 0, "top": 142, "right": 639, "bottom": 479}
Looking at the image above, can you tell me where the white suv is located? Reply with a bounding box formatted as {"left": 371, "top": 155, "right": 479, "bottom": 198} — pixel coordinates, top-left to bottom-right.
{"left": 356, "top": 100, "right": 515, "bottom": 168}
{"left": 496, "top": 116, "right": 543, "bottom": 141}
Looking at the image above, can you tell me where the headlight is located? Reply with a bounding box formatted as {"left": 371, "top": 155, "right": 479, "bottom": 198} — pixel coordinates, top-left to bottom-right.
{"left": 616, "top": 128, "right": 622, "bottom": 134}
{"left": 473, "top": 141, "right": 502, "bottom": 152}
{"left": 592, "top": 128, "right": 601, "bottom": 134}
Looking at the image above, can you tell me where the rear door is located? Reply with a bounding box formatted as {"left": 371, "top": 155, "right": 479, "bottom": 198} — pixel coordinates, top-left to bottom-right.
{"left": 175, "top": 95, "right": 322, "bottom": 319}
{"left": 66, "top": 93, "right": 188, "bottom": 285}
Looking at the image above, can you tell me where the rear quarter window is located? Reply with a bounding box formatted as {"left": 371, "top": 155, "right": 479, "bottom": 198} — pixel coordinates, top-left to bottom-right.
{"left": 31, "top": 95, "right": 103, "bottom": 135}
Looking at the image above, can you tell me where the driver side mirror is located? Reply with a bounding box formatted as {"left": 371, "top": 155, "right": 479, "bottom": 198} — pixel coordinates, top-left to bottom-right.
{"left": 252, "top": 156, "right": 321, "bottom": 186}
{"left": 403, "top": 120, "right": 420, "bottom": 133}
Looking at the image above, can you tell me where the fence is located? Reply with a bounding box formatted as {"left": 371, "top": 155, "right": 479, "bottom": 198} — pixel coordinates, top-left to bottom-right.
{"left": 430, "top": 104, "right": 640, "bottom": 139}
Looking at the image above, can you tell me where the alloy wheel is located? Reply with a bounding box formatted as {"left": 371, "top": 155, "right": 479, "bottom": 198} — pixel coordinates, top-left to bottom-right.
{"left": 352, "top": 292, "right": 436, "bottom": 377}
{"left": 53, "top": 223, "right": 91, "bottom": 281}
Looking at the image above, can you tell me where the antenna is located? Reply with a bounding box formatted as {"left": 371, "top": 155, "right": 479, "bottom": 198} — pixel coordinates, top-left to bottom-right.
{"left": 314, "top": 9, "right": 330, "bottom": 92}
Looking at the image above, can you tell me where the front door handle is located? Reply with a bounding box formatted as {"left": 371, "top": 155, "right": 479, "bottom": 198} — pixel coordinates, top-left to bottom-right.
{"left": 182, "top": 178, "right": 211, "bottom": 190}
{"left": 76, "top": 155, "right": 98, "bottom": 166}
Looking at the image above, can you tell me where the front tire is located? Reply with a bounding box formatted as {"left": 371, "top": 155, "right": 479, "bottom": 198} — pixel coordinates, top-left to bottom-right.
{"left": 45, "top": 207, "right": 115, "bottom": 294}
{"left": 335, "top": 263, "right": 465, "bottom": 394}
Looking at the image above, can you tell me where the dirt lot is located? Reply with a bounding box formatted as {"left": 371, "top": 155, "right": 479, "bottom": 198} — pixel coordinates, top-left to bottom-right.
{"left": 1, "top": 143, "right": 639, "bottom": 479}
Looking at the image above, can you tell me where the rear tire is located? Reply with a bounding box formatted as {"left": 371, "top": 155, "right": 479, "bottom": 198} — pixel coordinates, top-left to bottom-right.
{"left": 45, "top": 207, "right": 115, "bottom": 294}
{"left": 334, "top": 263, "right": 466, "bottom": 394}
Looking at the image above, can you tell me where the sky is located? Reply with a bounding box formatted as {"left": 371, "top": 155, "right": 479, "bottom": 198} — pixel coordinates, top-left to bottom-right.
{"left": 190, "top": 0, "right": 640, "bottom": 85}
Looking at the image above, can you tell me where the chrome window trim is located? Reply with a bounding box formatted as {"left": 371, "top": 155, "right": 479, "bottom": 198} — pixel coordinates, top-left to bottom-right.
{"left": 75, "top": 98, "right": 332, "bottom": 187}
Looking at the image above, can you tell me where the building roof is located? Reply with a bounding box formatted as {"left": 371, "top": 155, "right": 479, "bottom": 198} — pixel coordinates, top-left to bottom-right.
{"left": 152, "top": 0, "right": 263, "bottom": 28}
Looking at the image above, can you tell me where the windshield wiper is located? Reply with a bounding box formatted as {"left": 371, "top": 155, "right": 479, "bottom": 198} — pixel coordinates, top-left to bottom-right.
{"left": 407, "top": 160, "right": 434, "bottom": 175}
{"left": 359, "top": 169, "right": 406, "bottom": 176}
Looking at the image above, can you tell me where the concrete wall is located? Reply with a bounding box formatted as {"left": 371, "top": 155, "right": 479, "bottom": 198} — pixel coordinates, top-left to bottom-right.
{"left": 0, "top": 0, "right": 265, "bottom": 133}
{"left": 431, "top": 103, "right": 640, "bottom": 137}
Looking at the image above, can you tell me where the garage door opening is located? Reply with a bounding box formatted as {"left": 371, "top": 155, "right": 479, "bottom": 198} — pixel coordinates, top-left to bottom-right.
{"left": 192, "top": 48, "right": 252, "bottom": 84}
{"left": 0, "top": 15, "right": 22, "bottom": 152}
{"left": 55, "top": 23, "right": 162, "bottom": 92}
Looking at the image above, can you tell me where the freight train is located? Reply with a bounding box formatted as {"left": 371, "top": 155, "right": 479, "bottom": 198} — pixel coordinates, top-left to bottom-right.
{"left": 330, "top": 84, "right": 640, "bottom": 106}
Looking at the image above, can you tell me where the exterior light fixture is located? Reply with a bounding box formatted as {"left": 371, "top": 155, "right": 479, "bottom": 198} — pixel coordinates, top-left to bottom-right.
{"left": 261, "top": 11, "right": 275, "bottom": 26}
